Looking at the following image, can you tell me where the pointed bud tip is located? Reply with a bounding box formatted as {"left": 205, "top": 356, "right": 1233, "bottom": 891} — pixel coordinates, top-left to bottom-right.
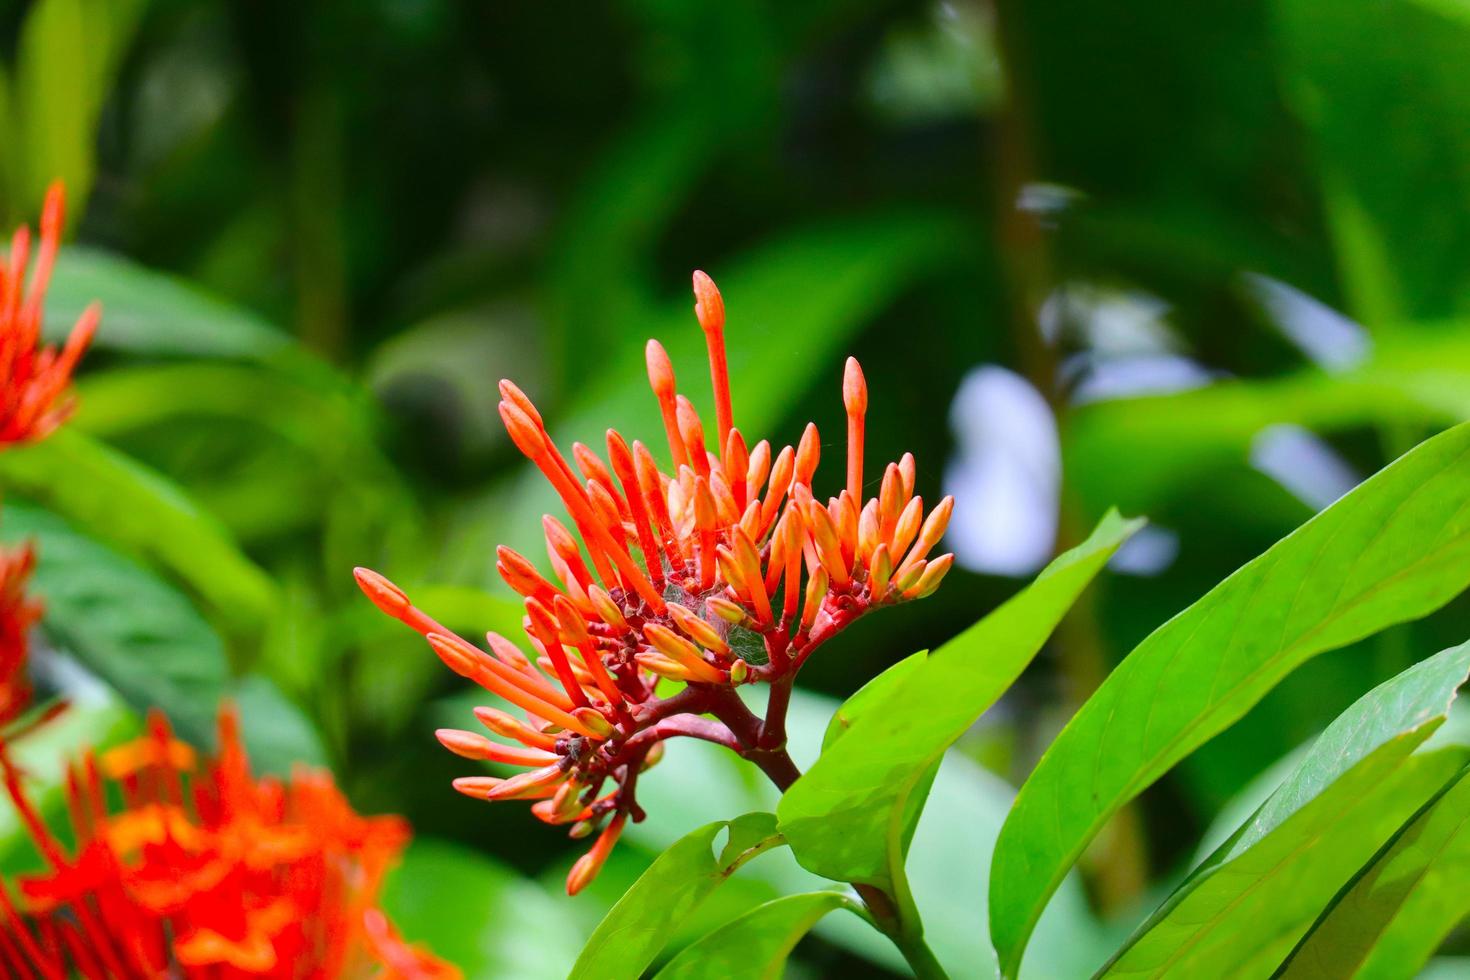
{"left": 843, "top": 357, "right": 868, "bottom": 414}
{"left": 566, "top": 854, "right": 598, "bottom": 895}
{"left": 692, "top": 270, "right": 725, "bottom": 334}
{"left": 451, "top": 776, "right": 500, "bottom": 800}
{"left": 499, "top": 401, "right": 547, "bottom": 459}
{"left": 353, "top": 567, "right": 408, "bottom": 616}
{"left": 645, "top": 339, "right": 676, "bottom": 397}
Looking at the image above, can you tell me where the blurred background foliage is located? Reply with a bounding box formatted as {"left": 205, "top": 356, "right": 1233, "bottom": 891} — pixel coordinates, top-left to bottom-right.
{"left": 4, "top": 0, "right": 1470, "bottom": 975}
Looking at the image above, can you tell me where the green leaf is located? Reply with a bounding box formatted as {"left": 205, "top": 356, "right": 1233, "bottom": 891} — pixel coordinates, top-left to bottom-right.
{"left": 46, "top": 247, "right": 288, "bottom": 359}
{"left": 1099, "top": 640, "right": 1470, "bottom": 978}
{"left": 991, "top": 421, "right": 1470, "bottom": 978}
{"left": 821, "top": 650, "right": 928, "bottom": 752}
{"left": 1278, "top": 766, "right": 1470, "bottom": 979}
{"left": 14, "top": 0, "right": 93, "bottom": 213}
{"left": 232, "top": 674, "right": 329, "bottom": 777}
{"left": 382, "top": 838, "right": 582, "bottom": 980}
{"left": 655, "top": 892, "right": 863, "bottom": 980}
{"left": 0, "top": 502, "right": 229, "bottom": 747}
{"left": 569, "top": 812, "right": 785, "bottom": 980}
{"left": 0, "top": 428, "right": 277, "bottom": 637}
{"left": 778, "top": 510, "right": 1141, "bottom": 895}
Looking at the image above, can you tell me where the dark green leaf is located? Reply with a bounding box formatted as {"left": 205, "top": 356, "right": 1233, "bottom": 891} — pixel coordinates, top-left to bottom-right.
{"left": 0, "top": 428, "right": 277, "bottom": 636}
{"left": 232, "top": 674, "right": 329, "bottom": 777}
{"left": 778, "top": 510, "right": 1140, "bottom": 894}
{"left": 992, "top": 422, "right": 1470, "bottom": 978}
{"left": 0, "top": 502, "right": 229, "bottom": 747}
{"left": 569, "top": 812, "right": 784, "bottom": 980}
{"left": 655, "top": 892, "right": 862, "bottom": 980}
{"left": 46, "top": 247, "right": 288, "bottom": 359}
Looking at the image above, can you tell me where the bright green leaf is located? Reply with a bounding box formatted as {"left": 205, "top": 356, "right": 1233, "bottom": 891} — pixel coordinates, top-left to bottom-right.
{"left": 779, "top": 509, "right": 1141, "bottom": 895}
{"left": 569, "top": 812, "right": 784, "bottom": 980}
{"left": 1278, "top": 766, "right": 1470, "bottom": 979}
{"left": 0, "top": 502, "right": 229, "bottom": 747}
{"left": 821, "top": 650, "right": 928, "bottom": 752}
{"left": 655, "top": 891, "right": 863, "bottom": 980}
{"left": 0, "top": 427, "right": 277, "bottom": 636}
{"left": 1099, "top": 640, "right": 1470, "bottom": 978}
{"left": 991, "top": 422, "right": 1470, "bottom": 978}
{"left": 382, "top": 838, "right": 582, "bottom": 980}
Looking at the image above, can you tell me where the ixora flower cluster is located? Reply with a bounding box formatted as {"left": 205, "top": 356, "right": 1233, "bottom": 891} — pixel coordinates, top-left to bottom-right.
{"left": 0, "top": 186, "right": 452, "bottom": 977}
{"left": 0, "top": 708, "right": 453, "bottom": 978}
{"left": 356, "top": 271, "right": 954, "bottom": 895}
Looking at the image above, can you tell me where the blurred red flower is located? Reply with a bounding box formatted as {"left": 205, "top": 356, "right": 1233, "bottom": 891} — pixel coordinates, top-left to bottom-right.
{"left": 0, "top": 541, "right": 41, "bottom": 734}
{"left": 0, "top": 705, "right": 457, "bottom": 979}
{"left": 0, "top": 182, "right": 100, "bottom": 446}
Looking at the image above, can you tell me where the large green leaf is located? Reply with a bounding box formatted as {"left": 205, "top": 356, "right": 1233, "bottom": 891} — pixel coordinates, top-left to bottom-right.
{"left": 1278, "top": 766, "right": 1470, "bottom": 979}
{"left": 0, "top": 502, "right": 229, "bottom": 747}
{"left": 778, "top": 510, "right": 1140, "bottom": 898}
{"left": 569, "top": 812, "right": 785, "bottom": 980}
{"left": 0, "top": 428, "right": 276, "bottom": 636}
{"left": 1099, "top": 640, "right": 1470, "bottom": 978}
{"left": 639, "top": 688, "right": 1111, "bottom": 979}
{"left": 382, "top": 838, "right": 582, "bottom": 980}
{"left": 991, "top": 422, "right": 1470, "bottom": 978}
{"left": 655, "top": 892, "right": 862, "bottom": 980}
{"left": 45, "top": 247, "right": 288, "bottom": 359}
{"left": 820, "top": 651, "right": 928, "bottom": 752}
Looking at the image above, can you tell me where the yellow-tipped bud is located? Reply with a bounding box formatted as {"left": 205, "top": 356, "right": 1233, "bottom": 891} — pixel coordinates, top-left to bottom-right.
{"left": 869, "top": 543, "right": 893, "bottom": 600}
{"left": 908, "top": 553, "right": 954, "bottom": 599}
{"left": 667, "top": 602, "right": 730, "bottom": 656}
{"left": 571, "top": 706, "right": 616, "bottom": 739}
{"left": 642, "top": 740, "right": 666, "bottom": 770}
{"left": 891, "top": 495, "right": 924, "bottom": 558}
{"left": 706, "top": 595, "right": 752, "bottom": 626}
{"left": 587, "top": 584, "right": 628, "bottom": 630}
{"left": 801, "top": 568, "right": 828, "bottom": 630}
{"left": 893, "top": 558, "right": 927, "bottom": 594}
{"left": 635, "top": 651, "right": 694, "bottom": 682}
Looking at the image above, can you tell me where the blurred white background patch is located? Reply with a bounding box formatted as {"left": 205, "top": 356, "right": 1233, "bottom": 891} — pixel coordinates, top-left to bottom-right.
{"left": 1250, "top": 424, "right": 1361, "bottom": 511}
{"left": 1109, "top": 524, "right": 1180, "bottom": 577}
{"left": 944, "top": 366, "right": 1060, "bottom": 576}
{"left": 1241, "top": 273, "right": 1371, "bottom": 373}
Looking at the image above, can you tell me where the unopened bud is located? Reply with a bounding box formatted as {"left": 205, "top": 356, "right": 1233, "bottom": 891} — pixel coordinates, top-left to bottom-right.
{"left": 571, "top": 706, "right": 615, "bottom": 739}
